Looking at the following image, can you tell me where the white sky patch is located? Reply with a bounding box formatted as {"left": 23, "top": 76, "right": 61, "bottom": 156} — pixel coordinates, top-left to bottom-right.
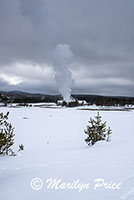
{"left": 13, "top": 62, "right": 55, "bottom": 79}
{"left": 0, "top": 73, "right": 23, "bottom": 85}
{"left": 1, "top": 62, "right": 55, "bottom": 81}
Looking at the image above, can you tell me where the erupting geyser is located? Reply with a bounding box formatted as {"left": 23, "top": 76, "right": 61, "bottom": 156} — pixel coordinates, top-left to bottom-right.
{"left": 52, "top": 44, "right": 74, "bottom": 102}
{"left": 20, "top": 0, "right": 75, "bottom": 101}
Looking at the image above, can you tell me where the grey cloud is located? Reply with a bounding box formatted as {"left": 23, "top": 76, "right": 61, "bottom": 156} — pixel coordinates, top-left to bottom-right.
{"left": 0, "top": 0, "right": 134, "bottom": 96}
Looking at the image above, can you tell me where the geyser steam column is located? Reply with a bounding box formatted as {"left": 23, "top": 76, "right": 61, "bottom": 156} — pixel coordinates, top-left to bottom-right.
{"left": 20, "top": 1, "right": 74, "bottom": 102}
{"left": 53, "top": 44, "right": 74, "bottom": 102}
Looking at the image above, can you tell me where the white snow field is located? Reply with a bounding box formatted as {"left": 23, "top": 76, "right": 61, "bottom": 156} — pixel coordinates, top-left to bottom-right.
{"left": 0, "top": 106, "right": 134, "bottom": 200}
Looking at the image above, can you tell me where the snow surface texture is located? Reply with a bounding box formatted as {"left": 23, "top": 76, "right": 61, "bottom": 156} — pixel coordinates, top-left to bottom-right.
{"left": 0, "top": 106, "right": 134, "bottom": 200}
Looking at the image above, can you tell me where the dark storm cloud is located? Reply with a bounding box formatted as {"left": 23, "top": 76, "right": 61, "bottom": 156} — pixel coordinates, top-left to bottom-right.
{"left": 0, "top": 0, "right": 134, "bottom": 96}
{"left": 0, "top": 0, "right": 59, "bottom": 65}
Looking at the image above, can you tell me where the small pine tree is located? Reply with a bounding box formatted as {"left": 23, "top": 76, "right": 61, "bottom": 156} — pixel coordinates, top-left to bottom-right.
{"left": 84, "top": 112, "right": 112, "bottom": 146}
{"left": 18, "top": 144, "right": 24, "bottom": 151}
{"left": 0, "top": 112, "right": 15, "bottom": 156}
{"left": 0, "top": 112, "right": 24, "bottom": 156}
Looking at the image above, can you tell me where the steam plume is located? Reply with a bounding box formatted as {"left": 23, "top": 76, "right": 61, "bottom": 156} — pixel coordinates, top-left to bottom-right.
{"left": 20, "top": 0, "right": 74, "bottom": 101}
{"left": 52, "top": 44, "right": 74, "bottom": 102}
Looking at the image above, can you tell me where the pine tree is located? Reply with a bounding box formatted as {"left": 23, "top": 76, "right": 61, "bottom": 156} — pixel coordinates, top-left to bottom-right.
{"left": 84, "top": 112, "right": 112, "bottom": 146}
{"left": 0, "top": 112, "right": 15, "bottom": 156}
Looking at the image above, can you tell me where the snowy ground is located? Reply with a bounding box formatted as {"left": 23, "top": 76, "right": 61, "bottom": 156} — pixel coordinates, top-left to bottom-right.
{"left": 0, "top": 106, "right": 134, "bottom": 200}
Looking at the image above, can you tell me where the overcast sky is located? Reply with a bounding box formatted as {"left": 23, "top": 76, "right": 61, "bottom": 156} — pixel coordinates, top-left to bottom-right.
{"left": 0, "top": 0, "right": 134, "bottom": 96}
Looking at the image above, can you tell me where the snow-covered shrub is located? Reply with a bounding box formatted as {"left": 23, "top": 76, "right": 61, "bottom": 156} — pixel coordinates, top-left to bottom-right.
{"left": 84, "top": 112, "right": 112, "bottom": 146}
